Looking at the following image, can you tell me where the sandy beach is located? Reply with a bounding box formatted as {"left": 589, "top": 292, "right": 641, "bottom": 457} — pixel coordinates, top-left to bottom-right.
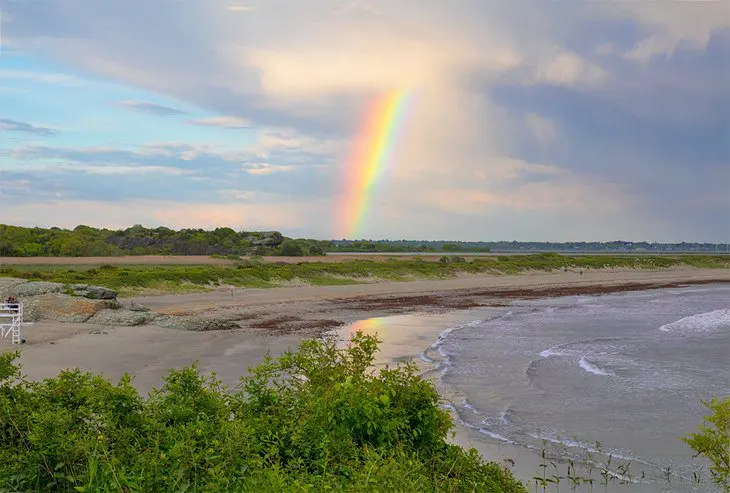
{"left": 4, "top": 267, "right": 728, "bottom": 388}
{"left": 3, "top": 267, "right": 729, "bottom": 492}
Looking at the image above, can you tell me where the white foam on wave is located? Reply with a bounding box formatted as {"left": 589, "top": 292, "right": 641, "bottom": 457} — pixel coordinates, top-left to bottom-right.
{"left": 659, "top": 309, "right": 730, "bottom": 334}
{"left": 529, "top": 432, "right": 639, "bottom": 463}
{"left": 478, "top": 427, "right": 516, "bottom": 445}
{"left": 578, "top": 357, "right": 612, "bottom": 376}
{"left": 422, "top": 319, "right": 488, "bottom": 376}
{"left": 462, "top": 399, "right": 482, "bottom": 415}
{"left": 429, "top": 319, "right": 483, "bottom": 350}
{"left": 539, "top": 347, "right": 567, "bottom": 358}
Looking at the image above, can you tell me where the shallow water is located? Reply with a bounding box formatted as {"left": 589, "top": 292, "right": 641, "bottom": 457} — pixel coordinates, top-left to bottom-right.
{"left": 429, "top": 284, "right": 730, "bottom": 491}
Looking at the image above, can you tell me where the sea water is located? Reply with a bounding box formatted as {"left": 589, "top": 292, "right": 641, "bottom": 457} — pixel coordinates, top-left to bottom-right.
{"left": 428, "top": 284, "right": 730, "bottom": 490}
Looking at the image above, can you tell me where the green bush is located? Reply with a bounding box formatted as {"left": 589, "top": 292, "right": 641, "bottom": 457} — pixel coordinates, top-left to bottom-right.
{"left": 0, "top": 334, "right": 525, "bottom": 492}
{"left": 683, "top": 397, "right": 730, "bottom": 491}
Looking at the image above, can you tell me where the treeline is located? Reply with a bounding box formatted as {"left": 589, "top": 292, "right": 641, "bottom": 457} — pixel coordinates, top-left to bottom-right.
{"left": 0, "top": 225, "right": 332, "bottom": 257}
{"left": 330, "top": 240, "right": 492, "bottom": 253}
{"left": 331, "top": 239, "right": 730, "bottom": 253}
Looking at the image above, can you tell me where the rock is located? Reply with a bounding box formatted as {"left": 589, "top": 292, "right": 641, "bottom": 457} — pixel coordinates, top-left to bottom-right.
{"left": 21, "top": 294, "right": 120, "bottom": 323}
{"left": 0, "top": 278, "right": 26, "bottom": 298}
{"left": 87, "top": 309, "right": 161, "bottom": 326}
{"left": 70, "top": 284, "right": 117, "bottom": 300}
{"left": 155, "top": 315, "right": 239, "bottom": 332}
{"left": 250, "top": 231, "right": 285, "bottom": 247}
{"left": 7, "top": 281, "right": 65, "bottom": 298}
{"left": 128, "top": 301, "right": 151, "bottom": 312}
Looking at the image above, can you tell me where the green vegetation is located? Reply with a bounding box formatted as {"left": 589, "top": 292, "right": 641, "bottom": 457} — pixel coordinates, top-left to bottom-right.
{"left": 0, "top": 224, "right": 331, "bottom": 257}
{"left": 0, "top": 334, "right": 525, "bottom": 492}
{"left": 1, "top": 253, "right": 728, "bottom": 295}
{"left": 683, "top": 397, "right": 730, "bottom": 491}
{"left": 331, "top": 240, "right": 492, "bottom": 253}
{"left": 4, "top": 224, "right": 730, "bottom": 258}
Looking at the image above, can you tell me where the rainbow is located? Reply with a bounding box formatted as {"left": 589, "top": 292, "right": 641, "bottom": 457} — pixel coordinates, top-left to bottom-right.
{"left": 338, "top": 90, "right": 410, "bottom": 239}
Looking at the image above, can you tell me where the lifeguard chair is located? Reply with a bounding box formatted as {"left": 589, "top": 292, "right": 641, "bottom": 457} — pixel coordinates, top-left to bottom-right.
{"left": 1, "top": 300, "right": 28, "bottom": 344}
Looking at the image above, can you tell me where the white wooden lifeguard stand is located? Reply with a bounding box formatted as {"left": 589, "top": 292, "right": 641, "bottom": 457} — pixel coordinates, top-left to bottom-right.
{"left": 0, "top": 301, "right": 28, "bottom": 344}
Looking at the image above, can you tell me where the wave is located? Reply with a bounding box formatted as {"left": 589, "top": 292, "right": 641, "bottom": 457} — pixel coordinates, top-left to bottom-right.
{"left": 539, "top": 348, "right": 566, "bottom": 358}
{"left": 478, "top": 427, "right": 516, "bottom": 445}
{"left": 529, "top": 432, "right": 641, "bottom": 464}
{"left": 539, "top": 337, "right": 626, "bottom": 358}
{"left": 578, "top": 357, "right": 613, "bottom": 376}
{"left": 659, "top": 309, "right": 730, "bottom": 334}
{"left": 462, "top": 399, "right": 482, "bottom": 415}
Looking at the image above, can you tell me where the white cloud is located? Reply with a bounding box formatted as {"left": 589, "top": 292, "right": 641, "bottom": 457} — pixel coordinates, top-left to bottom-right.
{"left": 243, "top": 162, "right": 296, "bottom": 175}
{"left": 117, "top": 100, "right": 185, "bottom": 116}
{"left": 61, "top": 164, "right": 189, "bottom": 176}
{"left": 0, "top": 199, "right": 319, "bottom": 232}
{"left": 525, "top": 114, "right": 557, "bottom": 145}
{"left": 0, "top": 69, "right": 86, "bottom": 86}
{"left": 609, "top": 2, "right": 730, "bottom": 61}
{"left": 533, "top": 52, "right": 606, "bottom": 86}
{"left": 188, "top": 116, "right": 251, "bottom": 129}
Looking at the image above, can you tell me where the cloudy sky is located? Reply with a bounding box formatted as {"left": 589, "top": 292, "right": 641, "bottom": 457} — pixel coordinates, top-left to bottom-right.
{"left": 0, "top": 0, "right": 728, "bottom": 241}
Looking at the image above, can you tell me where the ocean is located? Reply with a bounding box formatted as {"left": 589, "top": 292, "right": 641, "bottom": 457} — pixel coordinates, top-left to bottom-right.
{"left": 423, "top": 283, "right": 730, "bottom": 492}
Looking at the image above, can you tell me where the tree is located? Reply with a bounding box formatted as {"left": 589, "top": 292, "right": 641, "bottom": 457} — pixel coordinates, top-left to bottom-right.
{"left": 59, "top": 237, "right": 85, "bottom": 257}
{"left": 278, "top": 239, "right": 304, "bottom": 256}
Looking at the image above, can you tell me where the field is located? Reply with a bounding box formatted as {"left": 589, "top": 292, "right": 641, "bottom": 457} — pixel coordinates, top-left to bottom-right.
{"left": 1, "top": 253, "right": 729, "bottom": 296}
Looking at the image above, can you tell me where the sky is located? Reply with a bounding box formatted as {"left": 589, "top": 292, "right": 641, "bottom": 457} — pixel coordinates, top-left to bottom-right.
{"left": 0, "top": 0, "right": 728, "bottom": 242}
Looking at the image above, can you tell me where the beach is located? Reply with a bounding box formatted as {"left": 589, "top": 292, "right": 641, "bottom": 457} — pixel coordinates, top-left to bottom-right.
{"left": 4, "top": 267, "right": 730, "bottom": 492}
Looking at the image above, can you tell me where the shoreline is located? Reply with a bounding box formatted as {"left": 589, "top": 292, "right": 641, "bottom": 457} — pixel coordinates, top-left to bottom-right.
{"left": 125, "top": 268, "right": 730, "bottom": 335}
{"left": 4, "top": 270, "right": 728, "bottom": 491}
{"left": 338, "top": 293, "right": 723, "bottom": 493}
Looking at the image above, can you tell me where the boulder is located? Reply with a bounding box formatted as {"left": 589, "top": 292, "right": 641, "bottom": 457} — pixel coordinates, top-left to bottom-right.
{"left": 155, "top": 315, "right": 239, "bottom": 332}
{"left": 70, "top": 284, "right": 118, "bottom": 300}
{"left": 21, "top": 294, "right": 120, "bottom": 323}
{"left": 87, "top": 309, "right": 161, "bottom": 326}
{"left": 7, "top": 281, "right": 64, "bottom": 298}
{"left": 128, "top": 301, "right": 151, "bottom": 312}
{"left": 0, "top": 278, "right": 26, "bottom": 298}
{"left": 250, "top": 231, "right": 285, "bottom": 247}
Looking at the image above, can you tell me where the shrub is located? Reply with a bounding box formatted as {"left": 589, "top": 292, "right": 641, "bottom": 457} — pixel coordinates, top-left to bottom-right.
{"left": 683, "top": 397, "right": 730, "bottom": 491}
{"left": 0, "top": 334, "right": 525, "bottom": 492}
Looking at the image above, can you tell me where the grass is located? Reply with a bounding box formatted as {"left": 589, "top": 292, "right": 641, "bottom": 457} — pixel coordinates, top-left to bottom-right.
{"left": 0, "top": 254, "right": 728, "bottom": 295}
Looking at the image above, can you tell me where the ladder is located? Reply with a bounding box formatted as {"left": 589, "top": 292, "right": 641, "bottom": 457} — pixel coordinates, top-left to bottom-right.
{"left": 0, "top": 302, "right": 24, "bottom": 344}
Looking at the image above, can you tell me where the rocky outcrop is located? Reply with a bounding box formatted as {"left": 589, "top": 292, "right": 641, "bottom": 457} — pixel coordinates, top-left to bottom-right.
{"left": 155, "top": 316, "right": 239, "bottom": 332}
{"left": 2, "top": 279, "right": 237, "bottom": 331}
{"left": 5, "top": 281, "right": 64, "bottom": 298}
{"left": 2, "top": 281, "right": 117, "bottom": 300}
{"left": 69, "top": 284, "right": 117, "bottom": 300}
{"left": 21, "top": 294, "right": 120, "bottom": 323}
{"left": 249, "top": 232, "right": 284, "bottom": 247}
{"left": 87, "top": 309, "right": 161, "bottom": 326}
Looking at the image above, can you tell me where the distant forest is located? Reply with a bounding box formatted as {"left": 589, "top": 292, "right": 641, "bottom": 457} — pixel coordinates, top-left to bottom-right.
{"left": 0, "top": 224, "right": 727, "bottom": 257}
{"left": 0, "top": 224, "right": 331, "bottom": 257}
{"left": 331, "top": 239, "right": 730, "bottom": 253}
